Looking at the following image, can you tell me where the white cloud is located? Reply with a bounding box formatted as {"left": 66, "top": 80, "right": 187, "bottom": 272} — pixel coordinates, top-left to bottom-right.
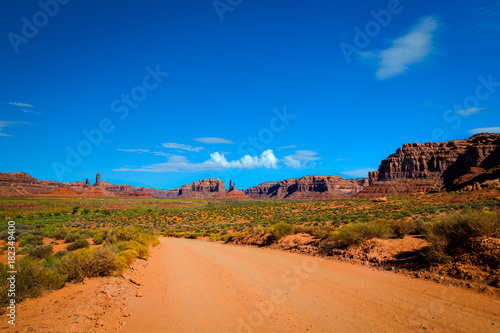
{"left": 21, "top": 109, "right": 40, "bottom": 114}
{"left": 283, "top": 155, "right": 302, "bottom": 168}
{"left": 9, "top": 102, "right": 34, "bottom": 108}
{"left": 468, "top": 126, "right": 500, "bottom": 134}
{"left": 283, "top": 150, "right": 321, "bottom": 169}
{"left": 277, "top": 145, "right": 297, "bottom": 149}
{"left": 114, "top": 149, "right": 279, "bottom": 173}
{"left": 0, "top": 121, "right": 28, "bottom": 137}
{"left": 456, "top": 107, "right": 485, "bottom": 116}
{"left": 292, "top": 150, "right": 321, "bottom": 161}
{"left": 335, "top": 158, "right": 350, "bottom": 162}
{"left": 162, "top": 142, "right": 205, "bottom": 152}
{"left": 340, "top": 167, "right": 377, "bottom": 178}
{"left": 361, "top": 16, "right": 438, "bottom": 79}
{"left": 117, "top": 149, "right": 150, "bottom": 153}
{"left": 193, "top": 137, "right": 233, "bottom": 144}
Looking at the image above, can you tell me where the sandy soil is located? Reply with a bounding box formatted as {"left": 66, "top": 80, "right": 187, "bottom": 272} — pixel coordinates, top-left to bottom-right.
{"left": 122, "top": 238, "right": 500, "bottom": 333}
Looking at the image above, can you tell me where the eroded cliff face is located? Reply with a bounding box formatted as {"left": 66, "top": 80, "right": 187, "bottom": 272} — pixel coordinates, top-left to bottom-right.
{"left": 245, "top": 175, "right": 368, "bottom": 200}
{"left": 178, "top": 179, "right": 225, "bottom": 199}
{"left": 358, "top": 133, "right": 500, "bottom": 198}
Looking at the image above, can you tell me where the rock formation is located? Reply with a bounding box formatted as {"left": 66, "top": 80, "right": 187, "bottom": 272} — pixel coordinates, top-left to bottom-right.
{"left": 245, "top": 175, "right": 368, "bottom": 200}
{"left": 0, "top": 173, "right": 222, "bottom": 199}
{"left": 218, "top": 189, "right": 252, "bottom": 200}
{"left": 229, "top": 180, "right": 235, "bottom": 191}
{"left": 95, "top": 173, "right": 100, "bottom": 186}
{"left": 357, "top": 133, "right": 500, "bottom": 198}
{"left": 85, "top": 178, "right": 89, "bottom": 186}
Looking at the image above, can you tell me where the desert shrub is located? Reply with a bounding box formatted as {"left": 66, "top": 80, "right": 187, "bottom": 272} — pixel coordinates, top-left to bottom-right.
{"left": 117, "top": 249, "right": 139, "bottom": 266}
{"left": 104, "top": 226, "right": 140, "bottom": 244}
{"left": 64, "top": 233, "right": 81, "bottom": 243}
{"left": 269, "top": 222, "right": 293, "bottom": 240}
{"left": 28, "top": 245, "right": 53, "bottom": 259}
{"left": 53, "top": 230, "right": 68, "bottom": 240}
{"left": 252, "top": 225, "right": 268, "bottom": 235}
{"left": 107, "top": 240, "right": 149, "bottom": 258}
{"left": 303, "top": 226, "right": 335, "bottom": 240}
{"left": 31, "top": 229, "right": 45, "bottom": 236}
{"left": 57, "top": 248, "right": 117, "bottom": 282}
{"left": 126, "top": 241, "right": 149, "bottom": 258}
{"left": 332, "top": 220, "right": 393, "bottom": 248}
{"left": 92, "top": 233, "right": 105, "bottom": 245}
{"left": 66, "top": 239, "right": 90, "bottom": 251}
{"left": 209, "top": 234, "right": 221, "bottom": 242}
{"left": 423, "top": 211, "right": 500, "bottom": 263}
{"left": 87, "top": 248, "right": 117, "bottom": 277}
{"left": 17, "top": 244, "right": 34, "bottom": 255}
{"left": 390, "top": 220, "right": 417, "bottom": 238}
{"left": 19, "top": 234, "right": 44, "bottom": 248}
{"left": 0, "top": 257, "right": 67, "bottom": 306}
{"left": 54, "top": 250, "right": 69, "bottom": 259}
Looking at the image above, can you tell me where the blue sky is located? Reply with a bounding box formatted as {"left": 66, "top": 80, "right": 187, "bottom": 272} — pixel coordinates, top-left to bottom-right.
{"left": 1, "top": 0, "right": 499, "bottom": 189}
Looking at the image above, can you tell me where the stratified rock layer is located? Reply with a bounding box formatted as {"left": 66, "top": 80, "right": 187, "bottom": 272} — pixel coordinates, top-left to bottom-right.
{"left": 245, "top": 175, "right": 368, "bottom": 200}
{"left": 357, "top": 133, "right": 500, "bottom": 198}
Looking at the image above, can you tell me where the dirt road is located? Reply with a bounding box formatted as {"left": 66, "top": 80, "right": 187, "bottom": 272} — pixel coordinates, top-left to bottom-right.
{"left": 123, "top": 238, "right": 499, "bottom": 332}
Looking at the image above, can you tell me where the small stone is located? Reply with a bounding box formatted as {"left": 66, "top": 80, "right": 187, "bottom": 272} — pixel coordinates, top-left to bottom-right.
{"left": 96, "top": 319, "right": 104, "bottom": 327}
{"left": 129, "top": 277, "right": 142, "bottom": 286}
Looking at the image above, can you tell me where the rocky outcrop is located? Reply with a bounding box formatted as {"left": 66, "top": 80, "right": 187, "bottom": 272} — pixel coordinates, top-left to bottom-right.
{"left": 357, "top": 133, "right": 500, "bottom": 198}
{"left": 217, "top": 189, "right": 252, "bottom": 200}
{"left": 177, "top": 179, "right": 225, "bottom": 199}
{"left": 245, "top": 175, "right": 368, "bottom": 200}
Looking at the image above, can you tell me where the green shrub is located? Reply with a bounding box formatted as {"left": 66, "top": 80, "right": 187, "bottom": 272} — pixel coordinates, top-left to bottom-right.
{"left": 117, "top": 249, "right": 139, "bottom": 266}
{"left": 57, "top": 248, "right": 117, "bottom": 282}
{"left": 332, "top": 219, "right": 393, "bottom": 248}
{"left": 0, "top": 257, "right": 67, "bottom": 306}
{"left": 269, "top": 222, "right": 293, "bottom": 240}
{"left": 28, "top": 245, "right": 54, "bottom": 259}
{"left": 53, "top": 230, "right": 68, "bottom": 240}
{"left": 66, "top": 239, "right": 90, "bottom": 251}
{"left": 64, "top": 233, "right": 81, "bottom": 243}
{"left": 19, "top": 234, "right": 44, "bottom": 247}
{"left": 424, "top": 211, "right": 500, "bottom": 263}
{"left": 390, "top": 220, "right": 417, "bottom": 238}
{"left": 92, "top": 233, "right": 105, "bottom": 245}
{"left": 54, "top": 250, "right": 69, "bottom": 259}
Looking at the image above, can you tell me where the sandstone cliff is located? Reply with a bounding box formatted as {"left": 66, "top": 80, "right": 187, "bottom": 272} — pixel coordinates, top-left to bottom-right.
{"left": 357, "top": 133, "right": 500, "bottom": 198}
{"left": 245, "top": 175, "right": 368, "bottom": 200}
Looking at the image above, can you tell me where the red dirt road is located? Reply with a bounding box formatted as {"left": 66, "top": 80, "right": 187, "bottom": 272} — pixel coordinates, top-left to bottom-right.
{"left": 123, "top": 238, "right": 500, "bottom": 332}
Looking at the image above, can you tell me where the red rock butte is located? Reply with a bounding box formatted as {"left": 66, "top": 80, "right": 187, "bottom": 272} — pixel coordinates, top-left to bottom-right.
{"left": 357, "top": 133, "right": 500, "bottom": 198}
